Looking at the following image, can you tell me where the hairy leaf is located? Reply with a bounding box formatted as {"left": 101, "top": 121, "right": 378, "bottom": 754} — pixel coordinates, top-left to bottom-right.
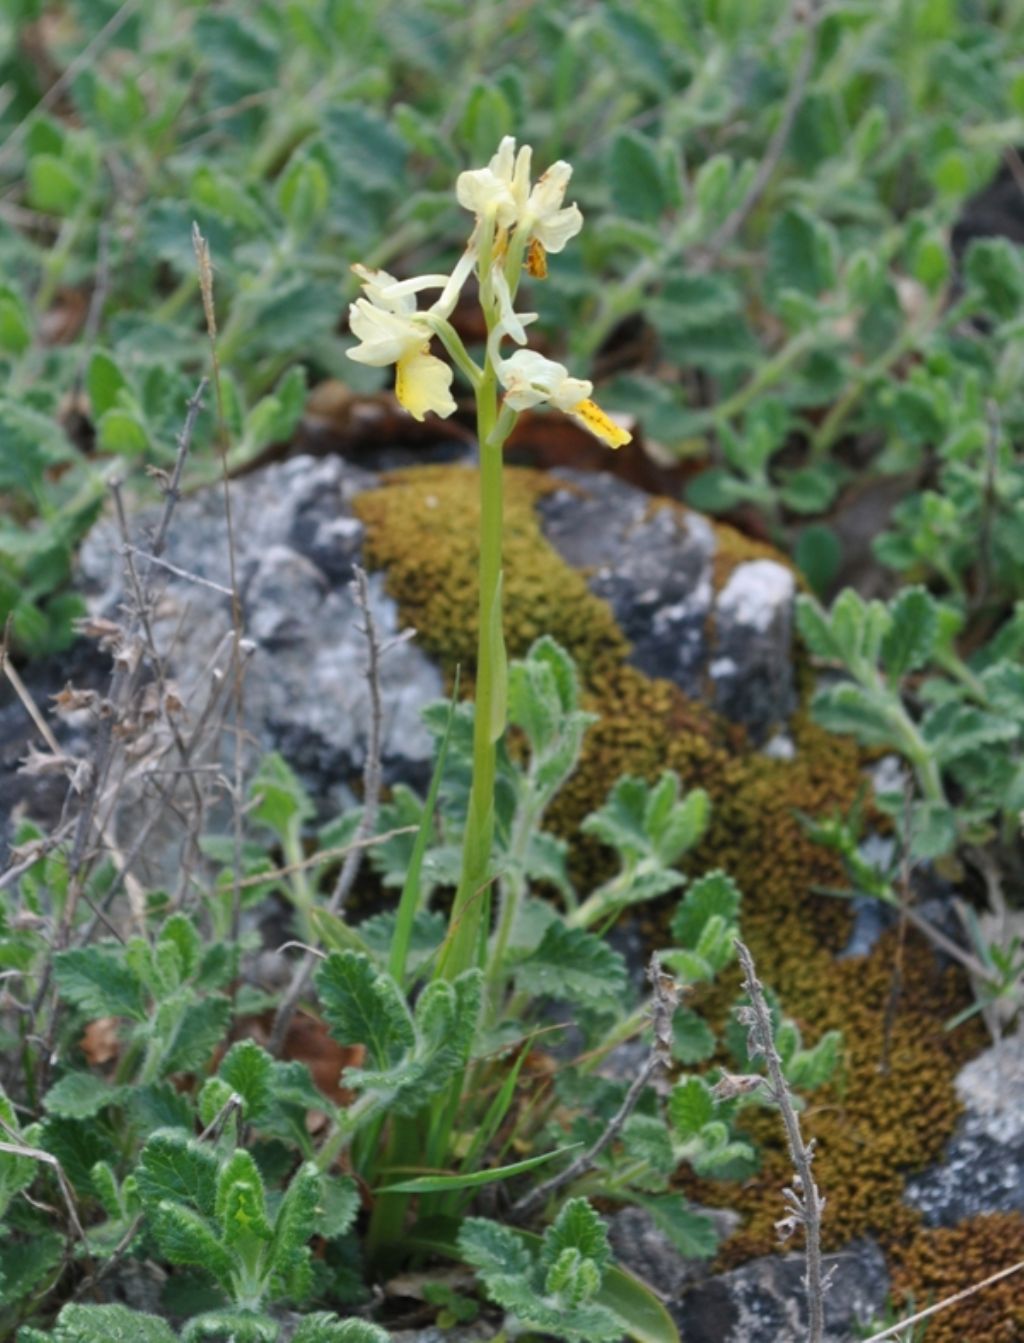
{"left": 457, "top": 1217, "right": 532, "bottom": 1278}
{"left": 47, "top": 1303, "right": 178, "bottom": 1342}
{"left": 542, "top": 1198, "right": 611, "bottom": 1272}
{"left": 136, "top": 1131, "right": 218, "bottom": 1219}
{"left": 669, "top": 1077, "right": 714, "bottom": 1138}
{"left": 162, "top": 996, "right": 232, "bottom": 1076}
{"left": 513, "top": 924, "right": 627, "bottom": 1011}
{"left": 43, "top": 1072, "right": 120, "bottom": 1120}
{"left": 670, "top": 870, "right": 741, "bottom": 948}
{"left": 218, "top": 1041, "right": 273, "bottom": 1124}
{"left": 151, "top": 1201, "right": 234, "bottom": 1286}
{"left": 53, "top": 947, "right": 146, "bottom": 1022}
{"left": 634, "top": 1195, "right": 718, "bottom": 1258}
{"left": 290, "top": 1317, "right": 391, "bottom": 1343}
{"left": 882, "top": 586, "right": 939, "bottom": 678}
{"left": 215, "top": 1149, "right": 271, "bottom": 1245}
{"left": 316, "top": 952, "right": 414, "bottom": 1068}
{"left": 270, "top": 1161, "right": 321, "bottom": 1280}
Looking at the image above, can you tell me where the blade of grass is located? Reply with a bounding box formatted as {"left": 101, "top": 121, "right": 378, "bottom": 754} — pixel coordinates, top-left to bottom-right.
{"left": 376, "top": 1142, "right": 581, "bottom": 1193}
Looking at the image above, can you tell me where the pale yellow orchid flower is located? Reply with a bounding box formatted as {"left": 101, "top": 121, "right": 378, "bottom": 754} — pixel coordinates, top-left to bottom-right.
{"left": 456, "top": 137, "right": 582, "bottom": 275}
{"left": 496, "top": 349, "right": 631, "bottom": 449}
{"left": 346, "top": 266, "right": 459, "bottom": 421}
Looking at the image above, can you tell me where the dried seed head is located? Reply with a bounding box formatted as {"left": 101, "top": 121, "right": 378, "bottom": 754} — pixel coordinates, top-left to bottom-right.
{"left": 712, "top": 1071, "right": 765, "bottom": 1101}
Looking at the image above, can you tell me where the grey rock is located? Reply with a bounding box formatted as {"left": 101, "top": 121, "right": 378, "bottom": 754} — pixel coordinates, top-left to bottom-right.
{"left": 0, "top": 640, "right": 107, "bottom": 862}
{"left": 711, "top": 560, "right": 796, "bottom": 733}
{"left": 905, "top": 1031, "right": 1024, "bottom": 1225}
{"left": 675, "top": 1238, "right": 890, "bottom": 1342}
{"left": 536, "top": 469, "right": 796, "bottom": 740}
{"left": 77, "top": 454, "right": 444, "bottom": 814}
{"left": 608, "top": 1204, "right": 741, "bottom": 1298}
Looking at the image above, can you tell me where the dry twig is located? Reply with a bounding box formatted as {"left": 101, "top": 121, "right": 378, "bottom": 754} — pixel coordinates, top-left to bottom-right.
{"left": 734, "top": 939, "right": 829, "bottom": 1343}
{"left": 509, "top": 957, "right": 681, "bottom": 1222}
{"left": 860, "top": 1258, "right": 1024, "bottom": 1343}
{"left": 268, "top": 566, "right": 387, "bottom": 1054}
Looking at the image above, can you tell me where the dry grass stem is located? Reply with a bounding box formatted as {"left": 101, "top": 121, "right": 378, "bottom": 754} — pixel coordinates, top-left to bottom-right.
{"left": 269, "top": 565, "right": 388, "bottom": 1055}
{"left": 860, "top": 1258, "right": 1024, "bottom": 1342}
{"left": 510, "top": 956, "right": 681, "bottom": 1222}
{"left": 735, "top": 938, "right": 829, "bottom": 1343}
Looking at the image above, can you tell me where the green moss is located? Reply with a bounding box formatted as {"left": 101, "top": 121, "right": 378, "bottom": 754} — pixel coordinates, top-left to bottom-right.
{"left": 354, "top": 463, "right": 982, "bottom": 1267}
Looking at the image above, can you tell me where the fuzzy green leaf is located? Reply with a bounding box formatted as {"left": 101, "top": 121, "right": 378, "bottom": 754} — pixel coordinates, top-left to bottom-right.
{"left": 0, "top": 1231, "right": 62, "bottom": 1309}
{"left": 161, "top": 996, "right": 232, "bottom": 1076}
{"left": 766, "top": 206, "right": 837, "bottom": 298}
{"left": 249, "top": 752, "right": 314, "bottom": 837}
{"left": 542, "top": 1198, "right": 611, "bottom": 1272}
{"left": 671, "top": 1009, "right": 717, "bottom": 1064}
{"left": 215, "top": 1149, "right": 271, "bottom": 1246}
{"left": 47, "top": 1303, "right": 178, "bottom": 1342}
{"left": 290, "top": 1317, "right": 391, "bottom": 1343}
{"left": 218, "top": 1041, "right": 273, "bottom": 1124}
{"left": 43, "top": 1072, "right": 120, "bottom": 1120}
{"left": 136, "top": 1130, "right": 218, "bottom": 1219}
{"left": 158, "top": 914, "right": 202, "bottom": 983}
{"left": 316, "top": 952, "right": 414, "bottom": 1069}
{"left": 316, "top": 1176, "right": 360, "bottom": 1240}
{"left": 609, "top": 130, "right": 667, "bottom": 223}
{"left": 52, "top": 947, "right": 147, "bottom": 1022}
{"left": 810, "top": 684, "right": 898, "bottom": 748}
{"left": 632, "top": 1195, "right": 719, "bottom": 1259}
{"left": 151, "top": 1200, "right": 235, "bottom": 1286}
{"left": 882, "top": 587, "right": 939, "bottom": 679}
{"left": 786, "top": 1029, "right": 842, "bottom": 1090}
{"left": 621, "top": 1114, "right": 676, "bottom": 1178}
{"left": 907, "top": 800, "right": 958, "bottom": 860}
{"left": 457, "top": 1216, "right": 533, "bottom": 1278}
{"left": 181, "top": 1309, "right": 277, "bottom": 1342}
{"left": 670, "top": 870, "right": 741, "bottom": 949}
{"left": 668, "top": 1077, "right": 714, "bottom": 1138}
{"left": 270, "top": 1161, "right": 321, "bottom": 1279}
{"left": 513, "top": 923, "right": 628, "bottom": 1011}
{"left": 921, "top": 703, "right": 1019, "bottom": 765}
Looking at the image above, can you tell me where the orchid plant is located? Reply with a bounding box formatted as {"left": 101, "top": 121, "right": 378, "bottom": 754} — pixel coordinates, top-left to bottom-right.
{"left": 347, "top": 137, "right": 630, "bottom": 982}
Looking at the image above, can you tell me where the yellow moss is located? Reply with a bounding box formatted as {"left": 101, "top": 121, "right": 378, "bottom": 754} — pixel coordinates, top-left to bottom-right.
{"left": 354, "top": 463, "right": 980, "bottom": 1270}
{"left": 692, "top": 927, "right": 982, "bottom": 1263}
{"left": 889, "top": 1213, "right": 1024, "bottom": 1343}
{"left": 355, "top": 465, "right": 630, "bottom": 681}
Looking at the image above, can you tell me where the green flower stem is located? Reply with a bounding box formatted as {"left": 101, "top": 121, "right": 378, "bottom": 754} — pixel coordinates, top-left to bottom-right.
{"left": 430, "top": 315, "right": 483, "bottom": 390}
{"left": 439, "top": 343, "right": 508, "bottom": 980}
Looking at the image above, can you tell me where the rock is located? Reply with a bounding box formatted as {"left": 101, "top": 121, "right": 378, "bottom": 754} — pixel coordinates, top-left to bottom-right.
{"left": 3, "top": 456, "right": 801, "bottom": 870}
{"left": 905, "top": 1030, "right": 1024, "bottom": 1225}
{"left": 608, "top": 1204, "right": 741, "bottom": 1298}
{"left": 75, "top": 454, "right": 444, "bottom": 815}
{"left": 711, "top": 560, "right": 796, "bottom": 735}
{"left": 0, "top": 639, "right": 108, "bottom": 861}
{"left": 536, "top": 469, "right": 796, "bottom": 740}
{"left": 675, "top": 1238, "right": 890, "bottom": 1342}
